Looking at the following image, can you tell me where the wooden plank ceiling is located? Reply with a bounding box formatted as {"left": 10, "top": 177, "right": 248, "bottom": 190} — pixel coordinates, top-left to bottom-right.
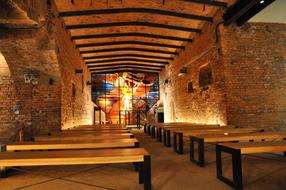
{"left": 54, "top": 0, "right": 229, "bottom": 74}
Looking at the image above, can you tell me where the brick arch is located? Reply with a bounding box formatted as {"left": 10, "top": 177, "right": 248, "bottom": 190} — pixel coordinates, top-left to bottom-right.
{"left": 0, "top": 52, "right": 19, "bottom": 142}
{"left": 0, "top": 33, "right": 62, "bottom": 141}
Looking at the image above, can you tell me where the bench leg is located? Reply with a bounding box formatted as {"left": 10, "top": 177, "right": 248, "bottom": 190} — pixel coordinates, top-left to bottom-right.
{"left": 190, "top": 137, "right": 205, "bottom": 167}
{"left": 150, "top": 126, "right": 152, "bottom": 136}
{"left": 135, "top": 142, "right": 140, "bottom": 148}
{"left": 173, "top": 132, "right": 177, "bottom": 152}
{"left": 133, "top": 162, "right": 139, "bottom": 172}
{"left": 158, "top": 128, "right": 162, "bottom": 142}
{"left": 156, "top": 128, "right": 160, "bottom": 141}
{"left": 147, "top": 125, "right": 150, "bottom": 135}
{"left": 144, "top": 123, "right": 147, "bottom": 133}
{"left": 0, "top": 167, "right": 7, "bottom": 178}
{"left": 137, "top": 162, "right": 143, "bottom": 184}
{"left": 178, "top": 133, "right": 184, "bottom": 154}
{"left": 283, "top": 138, "right": 286, "bottom": 156}
{"left": 152, "top": 127, "right": 156, "bottom": 138}
{"left": 166, "top": 130, "right": 171, "bottom": 147}
{"left": 143, "top": 155, "right": 151, "bottom": 190}
{"left": 163, "top": 129, "right": 167, "bottom": 146}
{"left": 216, "top": 145, "right": 243, "bottom": 190}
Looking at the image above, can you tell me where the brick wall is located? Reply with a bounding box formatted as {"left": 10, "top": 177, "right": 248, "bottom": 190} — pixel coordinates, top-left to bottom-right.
{"left": 221, "top": 23, "right": 286, "bottom": 130}
{"left": 158, "top": 12, "right": 227, "bottom": 125}
{"left": 0, "top": 0, "right": 93, "bottom": 142}
{"left": 53, "top": 3, "right": 93, "bottom": 130}
{"left": 157, "top": 21, "right": 286, "bottom": 129}
{"left": 0, "top": 29, "right": 61, "bottom": 142}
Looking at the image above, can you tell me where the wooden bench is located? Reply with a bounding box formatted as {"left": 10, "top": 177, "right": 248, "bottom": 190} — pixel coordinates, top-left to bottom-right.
{"left": 0, "top": 148, "right": 151, "bottom": 190}
{"left": 67, "top": 124, "right": 126, "bottom": 130}
{"left": 173, "top": 128, "right": 264, "bottom": 154}
{"left": 57, "top": 128, "right": 130, "bottom": 134}
{"left": 216, "top": 141, "right": 286, "bottom": 190}
{"left": 147, "top": 123, "right": 197, "bottom": 138}
{"left": 3, "top": 138, "right": 139, "bottom": 151}
{"left": 157, "top": 124, "right": 217, "bottom": 142}
{"left": 34, "top": 133, "right": 134, "bottom": 141}
{"left": 190, "top": 132, "right": 286, "bottom": 167}
{"left": 161, "top": 125, "right": 226, "bottom": 147}
{"left": 162, "top": 125, "right": 223, "bottom": 146}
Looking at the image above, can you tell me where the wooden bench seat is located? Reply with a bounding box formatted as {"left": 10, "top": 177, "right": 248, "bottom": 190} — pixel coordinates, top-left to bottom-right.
{"left": 34, "top": 133, "right": 134, "bottom": 141}
{"left": 3, "top": 138, "right": 139, "bottom": 151}
{"left": 0, "top": 148, "right": 151, "bottom": 190}
{"left": 57, "top": 128, "right": 130, "bottom": 134}
{"left": 67, "top": 127, "right": 127, "bottom": 130}
{"left": 144, "top": 122, "right": 198, "bottom": 136}
{"left": 67, "top": 125, "right": 126, "bottom": 131}
{"left": 173, "top": 128, "right": 264, "bottom": 154}
{"left": 158, "top": 125, "right": 223, "bottom": 142}
{"left": 190, "top": 132, "right": 286, "bottom": 166}
{"left": 162, "top": 125, "right": 227, "bottom": 145}
{"left": 216, "top": 141, "right": 286, "bottom": 189}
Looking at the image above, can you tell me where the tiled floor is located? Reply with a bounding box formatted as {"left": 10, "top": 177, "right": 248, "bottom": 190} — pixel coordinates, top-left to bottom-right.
{"left": 1, "top": 130, "right": 286, "bottom": 190}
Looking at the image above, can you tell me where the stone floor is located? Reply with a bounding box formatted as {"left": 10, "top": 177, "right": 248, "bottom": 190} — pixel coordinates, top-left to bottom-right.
{"left": 1, "top": 130, "right": 286, "bottom": 190}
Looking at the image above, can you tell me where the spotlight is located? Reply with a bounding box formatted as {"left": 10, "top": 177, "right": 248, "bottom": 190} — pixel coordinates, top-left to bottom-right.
{"left": 260, "top": 0, "right": 265, "bottom": 4}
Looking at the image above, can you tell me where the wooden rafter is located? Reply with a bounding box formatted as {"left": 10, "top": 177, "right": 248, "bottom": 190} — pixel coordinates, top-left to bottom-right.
{"left": 71, "top": 32, "right": 193, "bottom": 42}
{"left": 83, "top": 54, "right": 174, "bottom": 61}
{"left": 85, "top": 58, "right": 169, "bottom": 65}
{"left": 90, "top": 67, "right": 161, "bottom": 72}
{"left": 87, "top": 63, "right": 165, "bottom": 68}
{"left": 178, "top": 0, "right": 227, "bottom": 7}
{"left": 59, "top": 8, "right": 213, "bottom": 22}
{"left": 80, "top": 48, "right": 179, "bottom": 55}
{"left": 66, "top": 21, "right": 202, "bottom": 33}
{"left": 76, "top": 41, "right": 185, "bottom": 49}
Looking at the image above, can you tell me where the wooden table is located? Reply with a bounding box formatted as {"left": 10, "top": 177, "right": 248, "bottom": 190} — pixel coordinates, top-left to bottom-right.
{"left": 4, "top": 138, "right": 139, "bottom": 151}
{"left": 34, "top": 133, "right": 134, "bottom": 141}
{"left": 0, "top": 148, "right": 151, "bottom": 190}
{"left": 173, "top": 128, "right": 264, "bottom": 154}
{"left": 216, "top": 141, "right": 286, "bottom": 189}
{"left": 190, "top": 132, "right": 286, "bottom": 166}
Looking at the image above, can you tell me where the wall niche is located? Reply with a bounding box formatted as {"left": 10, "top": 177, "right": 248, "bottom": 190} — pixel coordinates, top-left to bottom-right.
{"left": 199, "top": 64, "right": 212, "bottom": 90}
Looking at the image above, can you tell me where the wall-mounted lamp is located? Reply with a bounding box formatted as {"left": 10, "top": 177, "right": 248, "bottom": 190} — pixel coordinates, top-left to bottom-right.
{"left": 24, "top": 72, "right": 39, "bottom": 84}
{"left": 86, "top": 81, "right": 92, "bottom": 85}
{"left": 164, "top": 79, "right": 170, "bottom": 85}
{"left": 178, "top": 67, "right": 188, "bottom": 77}
{"left": 75, "top": 69, "right": 83, "bottom": 74}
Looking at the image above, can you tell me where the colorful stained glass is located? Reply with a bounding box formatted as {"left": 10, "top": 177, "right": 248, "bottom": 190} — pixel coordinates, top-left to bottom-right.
{"left": 92, "top": 72, "right": 159, "bottom": 124}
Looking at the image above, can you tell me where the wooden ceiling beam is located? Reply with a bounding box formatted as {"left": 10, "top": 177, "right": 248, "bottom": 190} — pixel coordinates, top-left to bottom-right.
{"left": 80, "top": 48, "right": 179, "bottom": 55}
{"left": 66, "top": 21, "right": 202, "bottom": 33}
{"left": 91, "top": 69, "right": 159, "bottom": 74}
{"left": 76, "top": 41, "right": 185, "bottom": 49}
{"left": 71, "top": 32, "right": 193, "bottom": 42}
{"left": 83, "top": 54, "right": 174, "bottom": 61}
{"left": 88, "top": 65, "right": 164, "bottom": 70}
{"left": 87, "top": 63, "right": 165, "bottom": 68}
{"left": 178, "top": 0, "right": 227, "bottom": 8}
{"left": 90, "top": 67, "right": 161, "bottom": 72}
{"left": 59, "top": 8, "right": 213, "bottom": 22}
{"left": 85, "top": 58, "right": 169, "bottom": 65}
